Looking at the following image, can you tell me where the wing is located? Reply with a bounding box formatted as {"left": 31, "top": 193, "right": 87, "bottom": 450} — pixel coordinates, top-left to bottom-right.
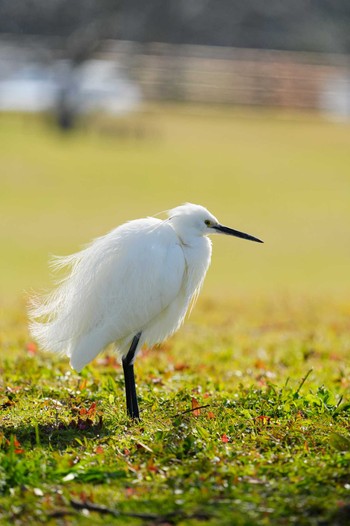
{"left": 90, "top": 218, "right": 186, "bottom": 343}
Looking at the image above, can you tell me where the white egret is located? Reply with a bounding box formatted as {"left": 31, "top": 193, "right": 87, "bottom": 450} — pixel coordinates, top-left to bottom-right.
{"left": 29, "top": 203, "right": 263, "bottom": 418}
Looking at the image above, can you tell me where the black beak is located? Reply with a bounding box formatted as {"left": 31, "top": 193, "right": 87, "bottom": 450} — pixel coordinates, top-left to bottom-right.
{"left": 214, "top": 224, "right": 263, "bottom": 243}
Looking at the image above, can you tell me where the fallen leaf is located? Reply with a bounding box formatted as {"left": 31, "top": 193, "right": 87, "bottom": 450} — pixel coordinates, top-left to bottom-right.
{"left": 26, "top": 342, "right": 37, "bottom": 355}
{"left": 256, "top": 415, "right": 271, "bottom": 425}
{"left": 13, "top": 437, "right": 25, "bottom": 454}
{"left": 254, "top": 359, "right": 267, "bottom": 370}
{"left": 191, "top": 397, "right": 201, "bottom": 417}
{"left": 79, "top": 379, "right": 87, "bottom": 391}
{"left": 87, "top": 402, "right": 97, "bottom": 417}
{"left": 0, "top": 398, "right": 15, "bottom": 409}
{"left": 174, "top": 363, "right": 188, "bottom": 371}
{"left": 97, "top": 355, "right": 120, "bottom": 369}
{"left": 125, "top": 487, "right": 136, "bottom": 497}
{"left": 147, "top": 459, "right": 158, "bottom": 473}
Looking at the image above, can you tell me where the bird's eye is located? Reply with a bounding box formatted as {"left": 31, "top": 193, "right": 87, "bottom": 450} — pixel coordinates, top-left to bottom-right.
{"left": 204, "top": 219, "right": 211, "bottom": 226}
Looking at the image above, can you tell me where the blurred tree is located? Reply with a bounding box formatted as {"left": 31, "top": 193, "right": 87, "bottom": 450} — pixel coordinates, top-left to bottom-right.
{"left": 0, "top": 1, "right": 122, "bottom": 130}
{"left": 0, "top": 0, "right": 349, "bottom": 53}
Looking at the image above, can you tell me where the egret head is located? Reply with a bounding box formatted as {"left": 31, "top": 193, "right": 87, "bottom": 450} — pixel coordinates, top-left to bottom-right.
{"left": 168, "top": 203, "right": 263, "bottom": 243}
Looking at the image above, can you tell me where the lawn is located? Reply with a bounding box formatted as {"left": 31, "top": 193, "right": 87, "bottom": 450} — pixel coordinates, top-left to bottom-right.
{"left": 0, "top": 106, "right": 349, "bottom": 525}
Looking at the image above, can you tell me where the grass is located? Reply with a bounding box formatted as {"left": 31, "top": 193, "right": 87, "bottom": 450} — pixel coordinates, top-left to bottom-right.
{"left": 0, "top": 106, "right": 350, "bottom": 524}
{"left": 1, "top": 297, "right": 350, "bottom": 525}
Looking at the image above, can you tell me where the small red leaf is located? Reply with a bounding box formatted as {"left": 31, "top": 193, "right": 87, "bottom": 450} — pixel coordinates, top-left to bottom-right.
{"left": 125, "top": 487, "right": 136, "bottom": 497}
{"left": 221, "top": 434, "right": 229, "bottom": 443}
{"left": 191, "top": 397, "right": 201, "bottom": 417}
{"left": 26, "top": 342, "right": 37, "bottom": 355}
{"left": 87, "top": 402, "right": 97, "bottom": 417}
{"left": 97, "top": 354, "right": 120, "bottom": 369}
{"left": 13, "top": 437, "right": 25, "bottom": 454}
{"left": 147, "top": 460, "right": 158, "bottom": 473}
{"left": 174, "top": 363, "right": 188, "bottom": 371}
{"left": 254, "top": 359, "right": 267, "bottom": 370}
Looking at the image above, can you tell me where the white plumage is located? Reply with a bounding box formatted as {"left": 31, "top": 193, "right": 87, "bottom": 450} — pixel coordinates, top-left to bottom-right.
{"left": 30, "top": 204, "right": 212, "bottom": 370}
{"left": 29, "top": 203, "right": 262, "bottom": 417}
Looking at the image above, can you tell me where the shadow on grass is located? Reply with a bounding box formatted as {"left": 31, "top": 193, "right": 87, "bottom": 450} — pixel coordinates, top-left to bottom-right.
{"left": 1, "top": 417, "right": 113, "bottom": 450}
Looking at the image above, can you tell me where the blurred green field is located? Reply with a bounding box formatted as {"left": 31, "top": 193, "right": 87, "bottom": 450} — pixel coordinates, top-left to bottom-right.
{"left": 1, "top": 106, "right": 350, "bottom": 301}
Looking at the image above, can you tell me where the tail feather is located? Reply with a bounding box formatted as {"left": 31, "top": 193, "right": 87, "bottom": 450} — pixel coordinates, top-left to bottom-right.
{"left": 28, "top": 247, "right": 99, "bottom": 362}
{"left": 69, "top": 326, "right": 112, "bottom": 372}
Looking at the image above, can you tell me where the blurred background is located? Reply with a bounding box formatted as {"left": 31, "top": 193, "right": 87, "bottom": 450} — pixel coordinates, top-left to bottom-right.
{"left": 0, "top": 0, "right": 349, "bottom": 303}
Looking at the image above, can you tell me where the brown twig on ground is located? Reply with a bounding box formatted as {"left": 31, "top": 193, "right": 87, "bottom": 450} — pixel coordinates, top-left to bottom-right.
{"left": 69, "top": 498, "right": 212, "bottom": 523}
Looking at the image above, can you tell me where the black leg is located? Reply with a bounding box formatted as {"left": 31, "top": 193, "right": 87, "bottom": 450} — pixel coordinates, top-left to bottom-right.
{"left": 122, "top": 332, "right": 141, "bottom": 419}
